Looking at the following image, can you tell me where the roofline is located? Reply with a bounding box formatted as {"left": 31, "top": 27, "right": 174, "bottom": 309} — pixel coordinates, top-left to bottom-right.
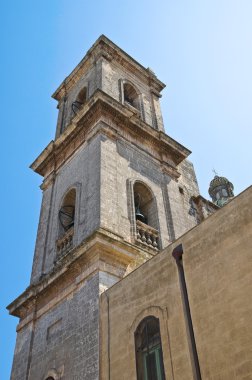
{"left": 52, "top": 34, "right": 165, "bottom": 101}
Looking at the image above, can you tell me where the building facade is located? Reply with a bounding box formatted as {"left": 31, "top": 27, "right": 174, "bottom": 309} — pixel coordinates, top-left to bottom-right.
{"left": 99, "top": 183, "right": 252, "bottom": 380}
{"left": 8, "top": 36, "right": 250, "bottom": 380}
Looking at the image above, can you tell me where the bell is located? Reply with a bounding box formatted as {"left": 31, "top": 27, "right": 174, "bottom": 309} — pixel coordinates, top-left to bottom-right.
{"left": 59, "top": 205, "right": 75, "bottom": 231}
{"left": 135, "top": 193, "right": 147, "bottom": 224}
{"left": 135, "top": 205, "right": 146, "bottom": 223}
{"left": 71, "top": 100, "right": 84, "bottom": 116}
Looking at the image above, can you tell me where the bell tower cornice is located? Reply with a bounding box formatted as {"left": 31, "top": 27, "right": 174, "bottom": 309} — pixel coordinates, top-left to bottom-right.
{"left": 52, "top": 35, "right": 165, "bottom": 102}
{"left": 31, "top": 90, "right": 190, "bottom": 182}
{"left": 7, "top": 227, "right": 155, "bottom": 320}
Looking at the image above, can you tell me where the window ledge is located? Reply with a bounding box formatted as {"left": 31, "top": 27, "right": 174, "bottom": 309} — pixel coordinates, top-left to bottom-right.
{"left": 124, "top": 101, "right": 140, "bottom": 114}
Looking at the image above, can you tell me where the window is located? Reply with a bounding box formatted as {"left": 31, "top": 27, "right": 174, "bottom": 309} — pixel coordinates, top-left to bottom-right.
{"left": 133, "top": 182, "right": 159, "bottom": 249}
{"left": 56, "top": 188, "right": 76, "bottom": 256}
{"left": 71, "top": 87, "right": 87, "bottom": 116}
{"left": 58, "top": 188, "right": 76, "bottom": 237}
{"left": 135, "top": 317, "right": 165, "bottom": 380}
{"left": 134, "top": 182, "right": 157, "bottom": 228}
{"left": 123, "top": 82, "right": 140, "bottom": 111}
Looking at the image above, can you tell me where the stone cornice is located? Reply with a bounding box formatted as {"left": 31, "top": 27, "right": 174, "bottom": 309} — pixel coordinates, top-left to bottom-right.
{"left": 30, "top": 90, "right": 191, "bottom": 182}
{"left": 191, "top": 195, "right": 218, "bottom": 210}
{"left": 52, "top": 35, "right": 165, "bottom": 101}
{"left": 7, "top": 228, "right": 155, "bottom": 319}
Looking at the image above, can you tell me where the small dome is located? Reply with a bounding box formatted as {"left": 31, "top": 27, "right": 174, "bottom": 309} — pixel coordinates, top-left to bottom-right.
{"left": 208, "top": 175, "right": 234, "bottom": 207}
{"left": 209, "top": 176, "right": 233, "bottom": 195}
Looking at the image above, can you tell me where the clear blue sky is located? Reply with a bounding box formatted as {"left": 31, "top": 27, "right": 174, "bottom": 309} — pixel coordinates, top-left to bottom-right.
{"left": 1, "top": 1, "right": 252, "bottom": 378}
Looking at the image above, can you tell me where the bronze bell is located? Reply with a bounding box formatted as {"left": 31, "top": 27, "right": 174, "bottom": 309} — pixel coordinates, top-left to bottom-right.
{"left": 59, "top": 205, "right": 75, "bottom": 231}
{"left": 135, "top": 194, "right": 147, "bottom": 224}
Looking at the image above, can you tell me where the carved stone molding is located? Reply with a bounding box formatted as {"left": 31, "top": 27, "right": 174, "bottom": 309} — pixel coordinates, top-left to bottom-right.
{"left": 30, "top": 91, "right": 190, "bottom": 182}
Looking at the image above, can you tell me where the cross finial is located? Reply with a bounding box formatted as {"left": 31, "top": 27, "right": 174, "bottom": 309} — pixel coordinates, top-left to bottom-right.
{"left": 212, "top": 168, "right": 218, "bottom": 176}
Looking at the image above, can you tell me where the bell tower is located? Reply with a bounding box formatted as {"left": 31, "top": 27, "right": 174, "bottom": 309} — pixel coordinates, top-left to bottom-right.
{"left": 8, "top": 35, "right": 200, "bottom": 380}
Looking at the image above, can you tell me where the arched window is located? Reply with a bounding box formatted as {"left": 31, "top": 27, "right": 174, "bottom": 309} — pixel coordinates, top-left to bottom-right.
{"left": 133, "top": 182, "right": 159, "bottom": 249}
{"left": 58, "top": 188, "right": 76, "bottom": 236}
{"left": 71, "top": 87, "right": 87, "bottom": 116}
{"left": 134, "top": 182, "right": 156, "bottom": 227}
{"left": 56, "top": 188, "right": 76, "bottom": 255}
{"left": 123, "top": 82, "right": 140, "bottom": 111}
{"left": 135, "top": 316, "right": 165, "bottom": 380}
{"left": 45, "top": 378, "right": 55, "bottom": 380}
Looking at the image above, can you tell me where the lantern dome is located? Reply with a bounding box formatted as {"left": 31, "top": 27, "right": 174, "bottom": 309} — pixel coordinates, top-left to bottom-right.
{"left": 208, "top": 175, "right": 234, "bottom": 207}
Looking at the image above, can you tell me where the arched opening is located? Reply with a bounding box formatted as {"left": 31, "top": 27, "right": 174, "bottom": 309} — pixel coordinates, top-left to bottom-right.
{"left": 135, "top": 316, "right": 165, "bottom": 380}
{"left": 133, "top": 182, "right": 159, "bottom": 249}
{"left": 58, "top": 188, "right": 76, "bottom": 236}
{"left": 45, "top": 378, "right": 55, "bottom": 380}
{"left": 56, "top": 188, "right": 76, "bottom": 255}
{"left": 134, "top": 182, "right": 156, "bottom": 228}
{"left": 123, "top": 82, "right": 140, "bottom": 111}
{"left": 71, "top": 87, "right": 87, "bottom": 116}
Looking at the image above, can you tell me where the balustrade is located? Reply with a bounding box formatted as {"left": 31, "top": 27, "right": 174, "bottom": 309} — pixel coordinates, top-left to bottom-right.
{"left": 56, "top": 227, "right": 74, "bottom": 256}
{"left": 136, "top": 220, "right": 159, "bottom": 250}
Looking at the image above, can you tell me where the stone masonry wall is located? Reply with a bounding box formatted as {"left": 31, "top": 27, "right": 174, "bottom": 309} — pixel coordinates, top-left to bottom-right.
{"left": 32, "top": 127, "right": 199, "bottom": 284}
{"left": 100, "top": 134, "right": 170, "bottom": 248}
{"left": 55, "top": 56, "right": 164, "bottom": 138}
{"left": 55, "top": 62, "right": 100, "bottom": 137}
{"left": 183, "top": 185, "right": 252, "bottom": 379}
{"left": 12, "top": 273, "right": 100, "bottom": 380}
{"left": 99, "top": 239, "right": 194, "bottom": 380}
{"left": 31, "top": 186, "right": 53, "bottom": 284}
{"left": 100, "top": 131, "right": 199, "bottom": 248}
{"left": 30, "top": 135, "right": 101, "bottom": 284}
{"left": 10, "top": 323, "right": 33, "bottom": 380}
{"left": 168, "top": 159, "right": 200, "bottom": 239}
{"left": 100, "top": 185, "right": 252, "bottom": 380}
{"left": 101, "top": 59, "right": 163, "bottom": 130}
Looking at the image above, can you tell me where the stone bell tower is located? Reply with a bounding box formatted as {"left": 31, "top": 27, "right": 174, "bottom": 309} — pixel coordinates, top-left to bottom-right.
{"left": 8, "top": 35, "right": 201, "bottom": 380}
